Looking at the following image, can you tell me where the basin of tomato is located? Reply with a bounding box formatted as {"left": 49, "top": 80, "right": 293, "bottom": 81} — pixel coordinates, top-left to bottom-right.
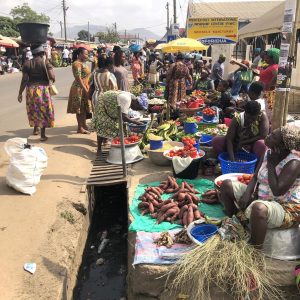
{"left": 238, "top": 174, "right": 254, "bottom": 185}
{"left": 112, "top": 135, "right": 140, "bottom": 145}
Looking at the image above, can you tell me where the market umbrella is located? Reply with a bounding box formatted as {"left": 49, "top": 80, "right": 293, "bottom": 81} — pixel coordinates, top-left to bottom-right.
{"left": 154, "top": 43, "right": 166, "bottom": 50}
{"left": 147, "top": 39, "right": 156, "bottom": 44}
{"left": 73, "top": 43, "right": 92, "bottom": 51}
{"left": 0, "top": 35, "right": 19, "bottom": 48}
{"left": 162, "top": 38, "right": 207, "bottom": 53}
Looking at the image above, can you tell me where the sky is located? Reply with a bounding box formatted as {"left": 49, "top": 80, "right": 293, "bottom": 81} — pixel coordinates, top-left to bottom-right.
{"left": 0, "top": 0, "right": 282, "bottom": 38}
{"left": 0, "top": 0, "right": 189, "bottom": 37}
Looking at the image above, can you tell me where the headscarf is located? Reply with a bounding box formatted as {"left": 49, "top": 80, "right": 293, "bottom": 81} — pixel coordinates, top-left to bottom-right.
{"left": 281, "top": 125, "right": 300, "bottom": 152}
{"left": 267, "top": 48, "right": 280, "bottom": 64}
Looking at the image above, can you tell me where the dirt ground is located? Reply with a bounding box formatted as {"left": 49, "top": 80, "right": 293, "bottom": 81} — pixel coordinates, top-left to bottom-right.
{"left": 0, "top": 115, "right": 96, "bottom": 300}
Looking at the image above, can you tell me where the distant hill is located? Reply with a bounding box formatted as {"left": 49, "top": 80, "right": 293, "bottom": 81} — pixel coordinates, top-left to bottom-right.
{"left": 54, "top": 24, "right": 161, "bottom": 41}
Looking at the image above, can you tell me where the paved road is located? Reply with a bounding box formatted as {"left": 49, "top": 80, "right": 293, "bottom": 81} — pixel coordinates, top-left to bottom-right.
{"left": 0, "top": 66, "right": 74, "bottom": 137}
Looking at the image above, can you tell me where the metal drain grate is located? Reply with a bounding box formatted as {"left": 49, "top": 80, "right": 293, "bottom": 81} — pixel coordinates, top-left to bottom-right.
{"left": 87, "top": 147, "right": 128, "bottom": 186}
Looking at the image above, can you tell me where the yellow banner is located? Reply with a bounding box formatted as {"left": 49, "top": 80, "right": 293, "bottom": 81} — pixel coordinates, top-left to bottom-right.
{"left": 187, "top": 17, "right": 238, "bottom": 44}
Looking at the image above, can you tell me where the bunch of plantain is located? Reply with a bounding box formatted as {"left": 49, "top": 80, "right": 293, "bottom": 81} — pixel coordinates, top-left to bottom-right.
{"left": 174, "top": 228, "right": 192, "bottom": 244}
{"left": 154, "top": 231, "right": 174, "bottom": 248}
{"left": 155, "top": 120, "right": 178, "bottom": 141}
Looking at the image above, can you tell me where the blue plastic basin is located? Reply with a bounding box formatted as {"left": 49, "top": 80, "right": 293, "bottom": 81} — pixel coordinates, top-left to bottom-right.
{"left": 190, "top": 224, "right": 218, "bottom": 243}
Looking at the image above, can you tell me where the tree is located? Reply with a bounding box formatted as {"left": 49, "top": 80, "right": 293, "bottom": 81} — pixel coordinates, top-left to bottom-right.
{"left": 10, "top": 3, "right": 50, "bottom": 24}
{"left": 77, "top": 30, "right": 92, "bottom": 41}
{"left": 94, "top": 26, "right": 119, "bottom": 43}
{"left": 0, "top": 16, "right": 19, "bottom": 37}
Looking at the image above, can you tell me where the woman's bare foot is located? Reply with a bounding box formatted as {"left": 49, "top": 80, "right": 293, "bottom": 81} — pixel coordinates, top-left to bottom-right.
{"left": 40, "top": 136, "right": 48, "bottom": 142}
{"left": 77, "top": 129, "right": 90, "bottom": 134}
{"left": 33, "top": 126, "right": 40, "bottom": 135}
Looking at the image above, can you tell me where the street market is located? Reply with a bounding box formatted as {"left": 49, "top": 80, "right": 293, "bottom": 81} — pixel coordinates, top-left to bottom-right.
{"left": 1, "top": 0, "right": 300, "bottom": 299}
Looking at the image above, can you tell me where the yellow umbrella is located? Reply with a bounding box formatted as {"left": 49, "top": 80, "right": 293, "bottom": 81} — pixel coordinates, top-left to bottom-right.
{"left": 162, "top": 38, "right": 207, "bottom": 53}
{"left": 154, "top": 43, "right": 166, "bottom": 50}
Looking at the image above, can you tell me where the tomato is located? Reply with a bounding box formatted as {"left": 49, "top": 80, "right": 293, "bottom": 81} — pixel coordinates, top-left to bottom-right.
{"left": 243, "top": 174, "right": 250, "bottom": 180}
{"left": 217, "top": 180, "right": 223, "bottom": 186}
{"left": 237, "top": 176, "right": 243, "bottom": 181}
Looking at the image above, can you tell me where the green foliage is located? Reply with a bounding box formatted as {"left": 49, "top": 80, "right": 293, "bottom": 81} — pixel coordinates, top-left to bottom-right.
{"left": 77, "top": 29, "right": 91, "bottom": 41}
{"left": 0, "top": 16, "right": 19, "bottom": 37}
{"left": 95, "top": 25, "right": 119, "bottom": 43}
{"left": 10, "top": 3, "right": 50, "bottom": 24}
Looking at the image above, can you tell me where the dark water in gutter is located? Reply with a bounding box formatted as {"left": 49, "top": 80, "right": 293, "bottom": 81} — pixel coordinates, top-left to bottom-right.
{"left": 73, "top": 184, "right": 128, "bottom": 300}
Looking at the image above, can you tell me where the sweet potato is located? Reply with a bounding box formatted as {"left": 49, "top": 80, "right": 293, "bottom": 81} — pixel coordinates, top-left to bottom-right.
{"left": 178, "top": 192, "right": 186, "bottom": 202}
{"left": 185, "top": 193, "right": 193, "bottom": 204}
{"left": 189, "top": 203, "right": 199, "bottom": 211}
{"left": 179, "top": 205, "right": 188, "bottom": 219}
{"left": 149, "top": 202, "right": 155, "bottom": 213}
{"left": 149, "top": 187, "right": 161, "bottom": 197}
{"left": 157, "top": 214, "right": 166, "bottom": 224}
{"left": 194, "top": 209, "right": 201, "bottom": 220}
{"left": 183, "top": 211, "right": 188, "bottom": 226}
{"left": 165, "top": 188, "right": 175, "bottom": 194}
{"left": 141, "top": 208, "right": 149, "bottom": 216}
{"left": 165, "top": 207, "right": 180, "bottom": 217}
{"left": 187, "top": 206, "right": 194, "bottom": 225}
{"left": 151, "top": 199, "right": 161, "bottom": 207}
{"left": 184, "top": 182, "right": 195, "bottom": 193}
{"left": 161, "top": 202, "right": 177, "bottom": 212}
{"left": 150, "top": 213, "right": 158, "bottom": 219}
{"left": 138, "top": 202, "right": 149, "bottom": 209}
{"left": 177, "top": 219, "right": 183, "bottom": 225}
{"left": 170, "top": 212, "right": 179, "bottom": 223}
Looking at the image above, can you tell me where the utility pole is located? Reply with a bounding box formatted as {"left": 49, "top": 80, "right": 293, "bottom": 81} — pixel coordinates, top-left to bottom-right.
{"left": 88, "top": 21, "right": 90, "bottom": 42}
{"left": 272, "top": 0, "right": 300, "bottom": 129}
{"left": 58, "top": 21, "right": 63, "bottom": 38}
{"left": 138, "top": 33, "right": 140, "bottom": 45}
{"left": 113, "top": 22, "right": 117, "bottom": 35}
{"left": 173, "top": 0, "right": 177, "bottom": 24}
{"left": 62, "top": 0, "right": 68, "bottom": 42}
{"left": 125, "top": 29, "right": 127, "bottom": 42}
{"left": 166, "top": 2, "right": 170, "bottom": 31}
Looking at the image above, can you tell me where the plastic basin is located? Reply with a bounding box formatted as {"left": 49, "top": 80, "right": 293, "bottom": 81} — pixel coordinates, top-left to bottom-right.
{"left": 149, "top": 140, "right": 163, "bottom": 150}
{"left": 184, "top": 122, "right": 197, "bottom": 134}
{"left": 203, "top": 113, "right": 215, "bottom": 122}
{"left": 190, "top": 224, "right": 218, "bottom": 243}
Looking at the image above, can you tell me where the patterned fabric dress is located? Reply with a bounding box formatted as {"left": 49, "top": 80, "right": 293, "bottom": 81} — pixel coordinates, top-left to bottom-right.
{"left": 26, "top": 85, "right": 55, "bottom": 128}
{"left": 92, "top": 91, "right": 130, "bottom": 139}
{"left": 131, "top": 57, "right": 142, "bottom": 81}
{"left": 257, "top": 152, "right": 300, "bottom": 228}
{"left": 67, "top": 60, "right": 92, "bottom": 114}
{"left": 166, "top": 62, "right": 190, "bottom": 108}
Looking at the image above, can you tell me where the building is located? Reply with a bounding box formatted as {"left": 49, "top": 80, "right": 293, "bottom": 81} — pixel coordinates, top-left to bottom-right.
{"left": 119, "top": 34, "right": 144, "bottom": 45}
{"left": 187, "top": 0, "right": 284, "bottom": 30}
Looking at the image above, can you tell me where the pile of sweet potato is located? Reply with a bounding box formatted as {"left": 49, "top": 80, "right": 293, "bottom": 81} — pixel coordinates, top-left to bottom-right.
{"left": 138, "top": 176, "right": 205, "bottom": 226}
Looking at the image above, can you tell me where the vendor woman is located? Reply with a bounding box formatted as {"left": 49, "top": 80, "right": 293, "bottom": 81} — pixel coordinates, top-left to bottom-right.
{"left": 92, "top": 90, "right": 144, "bottom": 153}
{"left": 212, "top": 101, "right": 269, "bottom": 161}
{"left": 219, "top": 125, "right": 300, "bottom": 248}
{"left": 193, "top": 69, "right": 214, "bottom": 92}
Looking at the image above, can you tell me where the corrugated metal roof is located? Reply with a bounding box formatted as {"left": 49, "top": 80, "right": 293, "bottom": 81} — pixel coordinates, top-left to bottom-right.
{"left": 239, "top": 2, "right": 300, "bottom": 38}
{"left": 188, "top": 1, "right": 284, "bottom": 21}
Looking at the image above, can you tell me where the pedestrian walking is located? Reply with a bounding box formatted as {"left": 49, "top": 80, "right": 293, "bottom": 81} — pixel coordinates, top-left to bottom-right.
{"left": 67, "top": 47, "right": 92, "bottom": 134}
{"left": 17, "top": 45, "right": 55, "bottom": 142}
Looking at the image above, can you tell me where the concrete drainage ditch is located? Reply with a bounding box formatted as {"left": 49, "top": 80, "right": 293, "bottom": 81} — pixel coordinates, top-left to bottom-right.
{"left": 73, "top": 184, "right": 128, "bottom": 300}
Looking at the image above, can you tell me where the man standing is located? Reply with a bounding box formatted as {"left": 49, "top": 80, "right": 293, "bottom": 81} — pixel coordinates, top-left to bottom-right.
{"left": 210, "top": 54, "right": 226, "bottom": 89}
{"left": 252, "top": 48, "right": 262, "bottom": 69}
{"left": 62, "top": 47, "right": 70, "bottom": 66}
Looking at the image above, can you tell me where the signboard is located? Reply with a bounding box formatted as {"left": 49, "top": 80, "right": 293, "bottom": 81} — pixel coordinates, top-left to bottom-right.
{"left": 187, "top": 17, "right": 238, "bottom": 45}
{"left": 167, "top": 35, "right": 176, "bottom": 42}
{"left": 170, "top": 23, "right": 180, "bottom": 35}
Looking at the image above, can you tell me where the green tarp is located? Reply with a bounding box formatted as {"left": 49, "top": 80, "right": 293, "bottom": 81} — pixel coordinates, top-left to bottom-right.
{"left": 129, "top": 179, "right": 226, "bottom": 232}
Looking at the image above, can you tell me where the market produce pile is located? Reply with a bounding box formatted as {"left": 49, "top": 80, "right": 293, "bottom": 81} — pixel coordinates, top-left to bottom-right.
{"left": 112, "top": 134, "right": 141, "bottom": 145}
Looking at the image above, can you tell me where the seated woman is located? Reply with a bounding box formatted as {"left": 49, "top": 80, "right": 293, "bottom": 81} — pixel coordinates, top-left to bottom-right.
{"left": 212, "top": 101, "right": 269, "bottom": 161}
{"left": 220, "top": 125, "right": 300, "bottom": 248}
{"left": 193, "top": 69, "right": 214, "bottom": 92}
{"left": 92, "top": 90, "right": 143, "bottom": 153}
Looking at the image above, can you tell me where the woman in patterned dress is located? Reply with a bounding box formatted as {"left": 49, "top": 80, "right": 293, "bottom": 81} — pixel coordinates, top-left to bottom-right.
{"left": 131, "top": 52, "right": 142, "bottom": 85}
{"left": 166, "top": 53, "right": 192, "bottom": 110}
{"left": 67, "top": 47, "right": 92, "bottom": 134}
{"left": 219, "top": 125, "right": 300, "bottom": 249}
{"left": 18, "top": 45, "right": 55, "bottom": 142}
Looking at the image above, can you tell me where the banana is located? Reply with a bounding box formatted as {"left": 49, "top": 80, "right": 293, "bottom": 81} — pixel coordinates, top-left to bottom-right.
{"left": 157, "top": 123, "right": 171, "bottom": 131}
{"left": 205, "top": 217, "right": 223, "bottom": 226}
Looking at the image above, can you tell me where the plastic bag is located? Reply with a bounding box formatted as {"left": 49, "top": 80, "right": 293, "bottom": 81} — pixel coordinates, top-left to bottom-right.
{"left": 4, "top": 138, "right": 48, "bottom": 195}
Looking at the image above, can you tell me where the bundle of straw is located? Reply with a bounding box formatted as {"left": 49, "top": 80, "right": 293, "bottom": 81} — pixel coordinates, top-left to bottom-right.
{"left": 167, "top": 236, "right": 284, "bottom": 300}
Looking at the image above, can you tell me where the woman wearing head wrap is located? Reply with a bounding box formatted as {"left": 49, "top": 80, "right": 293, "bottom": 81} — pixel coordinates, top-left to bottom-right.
{"left": 259, "top": 48, "right": 279, "bottom": 91}
{"left": 193, "top": 69, "right": 214, "bottom": 91}
{"left": 18, "top": 44, "right": 55, "bottom": 141}
{"left": 219, "top": 125, "right": 300, "bottom": 249}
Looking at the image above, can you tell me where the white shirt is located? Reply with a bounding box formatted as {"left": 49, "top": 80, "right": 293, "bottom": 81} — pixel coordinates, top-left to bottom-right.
{"left": 62, "top": 49, "right": 69, "bottom": 59}
{"left": 117, "top": 92, "right": 132, "bottom": 114}
{"left": 256, "top": 98, "right": 266, "bottom": 112}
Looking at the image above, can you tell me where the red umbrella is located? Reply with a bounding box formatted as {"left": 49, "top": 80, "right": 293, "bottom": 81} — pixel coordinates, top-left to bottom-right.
{"left": 73, "top": 43, "right": 92, "bottom": 51}
{"left": 0, "top": 35, "right": 19, "bottom": 48}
